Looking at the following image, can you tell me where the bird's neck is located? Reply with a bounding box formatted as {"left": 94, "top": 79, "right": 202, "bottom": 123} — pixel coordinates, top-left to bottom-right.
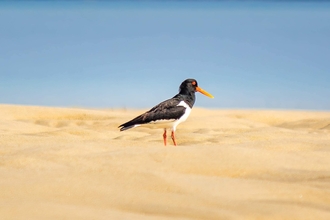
{"left": 177, "top": 90, "right": 195, "bottom": 108}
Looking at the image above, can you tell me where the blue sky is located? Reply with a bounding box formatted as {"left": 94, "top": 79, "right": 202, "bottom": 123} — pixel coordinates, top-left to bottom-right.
{"left": 1, "top": 1, "right": 330, "bottom": 110}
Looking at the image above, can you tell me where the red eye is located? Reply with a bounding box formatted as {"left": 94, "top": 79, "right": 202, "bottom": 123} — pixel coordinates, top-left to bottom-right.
{"left": 192, "top": 81, "right": 196, "bottom": 86}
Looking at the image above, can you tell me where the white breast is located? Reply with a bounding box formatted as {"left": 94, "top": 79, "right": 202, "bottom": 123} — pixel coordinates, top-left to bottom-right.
{"left": 172, "top": 101, "right": 192, "bottom": 132}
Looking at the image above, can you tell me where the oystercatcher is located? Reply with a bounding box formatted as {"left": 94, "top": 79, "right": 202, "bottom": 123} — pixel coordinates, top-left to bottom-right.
{"left": 118, "top": 79, "right": 214, "bottom": 146}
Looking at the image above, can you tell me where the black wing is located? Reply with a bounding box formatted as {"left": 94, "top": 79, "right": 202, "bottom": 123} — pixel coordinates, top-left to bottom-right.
{"left": 118, "top": 98, "right": 186, "bottom": 131}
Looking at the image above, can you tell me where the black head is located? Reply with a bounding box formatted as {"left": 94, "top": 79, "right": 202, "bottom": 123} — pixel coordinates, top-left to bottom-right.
{"left": 179, "top": 79, "right": 198, "bottom": 94}
{"left": 179, "top": 79, "right": 214, "bottom": 98}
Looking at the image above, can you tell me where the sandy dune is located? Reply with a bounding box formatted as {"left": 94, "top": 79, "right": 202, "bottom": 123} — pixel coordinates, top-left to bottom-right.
{"left": 1, "top": 104, "right": 330, "bottom": 219}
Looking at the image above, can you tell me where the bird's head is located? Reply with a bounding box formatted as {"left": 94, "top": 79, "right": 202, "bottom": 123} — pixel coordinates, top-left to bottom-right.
{"left": 179, "top": 79, "right": 214, "bottom": 98}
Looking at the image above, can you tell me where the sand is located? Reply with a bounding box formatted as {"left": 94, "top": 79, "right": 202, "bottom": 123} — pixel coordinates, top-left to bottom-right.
{"left": 1, "top": 104, "right": 330, "bottom": 220}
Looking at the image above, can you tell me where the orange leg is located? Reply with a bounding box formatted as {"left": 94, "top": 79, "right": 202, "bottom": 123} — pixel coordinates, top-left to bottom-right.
{"left": 163, "top": 129, "right": 167, "bottom": 146}
{"left": 171, "top": 131, "right": 177, "bottom": 146}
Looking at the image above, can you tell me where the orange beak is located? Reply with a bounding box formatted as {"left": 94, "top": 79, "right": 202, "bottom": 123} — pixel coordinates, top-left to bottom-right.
{"left": 196, "top": 86, "right": 214, "bottom": 98}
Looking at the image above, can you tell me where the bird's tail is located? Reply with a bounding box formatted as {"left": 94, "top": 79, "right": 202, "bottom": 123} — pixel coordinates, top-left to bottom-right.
{"left": 118, "top": 115, "right": 144, "bottom": 131}
{"left": 118, "top": 124, "right": 135, "bottom": 131}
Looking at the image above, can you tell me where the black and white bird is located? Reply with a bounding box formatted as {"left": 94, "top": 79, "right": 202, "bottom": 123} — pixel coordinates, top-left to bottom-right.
{"left": 118, "top": 79, "right": 214, "bottom": 146}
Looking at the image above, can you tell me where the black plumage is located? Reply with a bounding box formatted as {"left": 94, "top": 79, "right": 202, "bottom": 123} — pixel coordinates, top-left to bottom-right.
{"left": 119, "top": 97, "right": 186, "bottom": 131}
